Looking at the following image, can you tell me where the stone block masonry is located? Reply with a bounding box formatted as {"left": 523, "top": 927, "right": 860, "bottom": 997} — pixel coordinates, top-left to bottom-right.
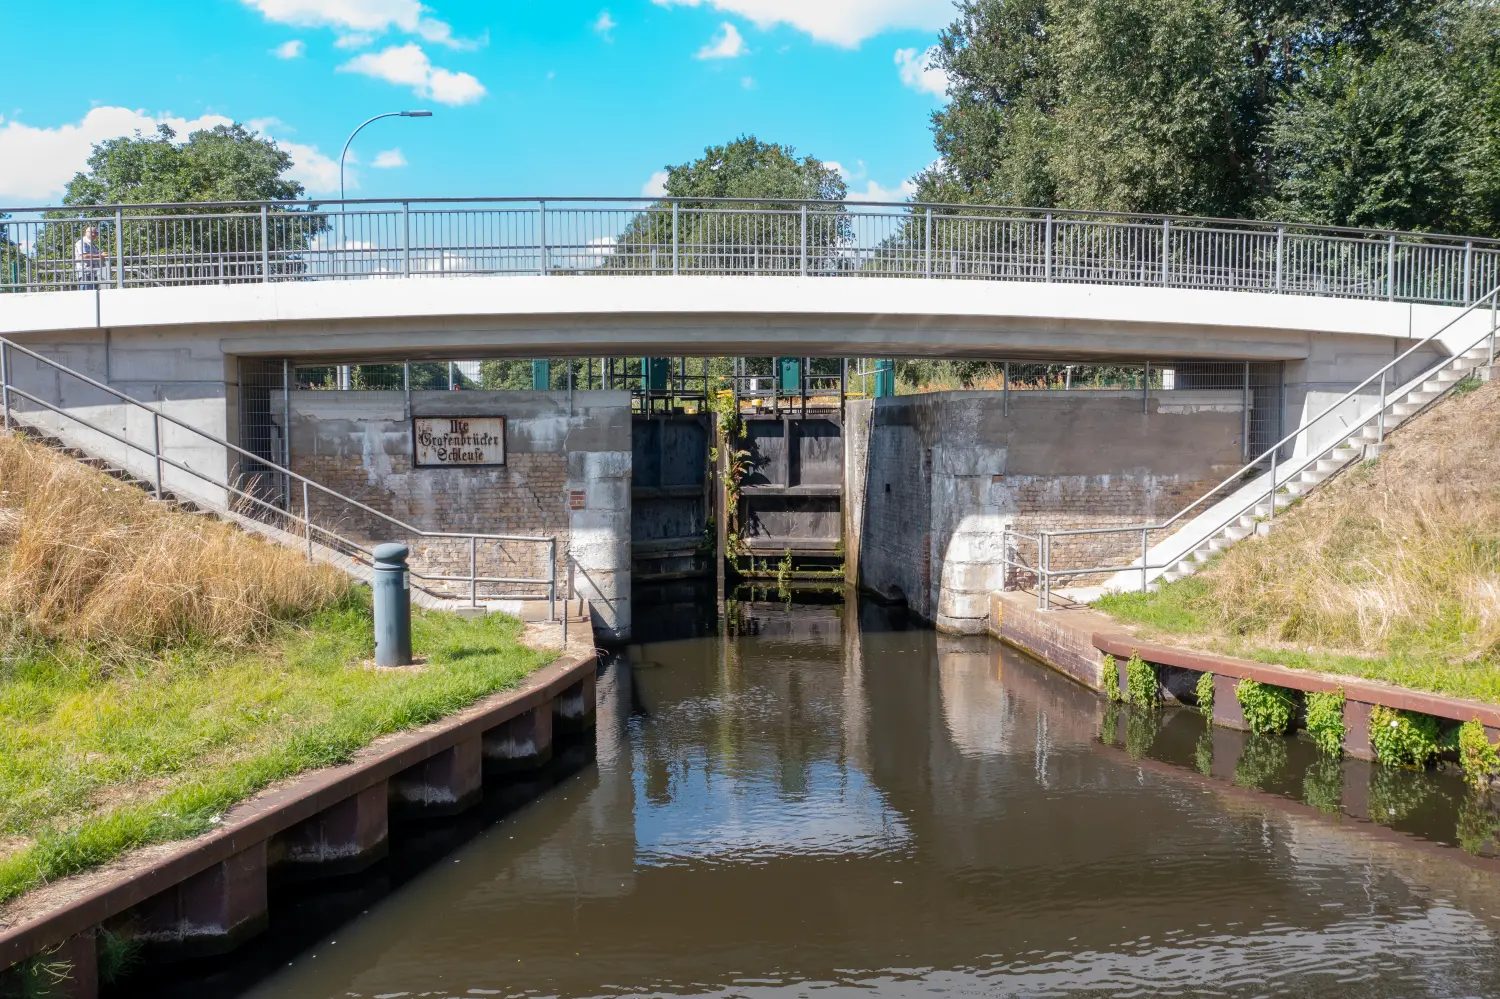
{"left": 851, "top": 389, "right": 1245, "bottom": 634}
{"left": 284, "top": 389, "right": 632, "bottom": 640}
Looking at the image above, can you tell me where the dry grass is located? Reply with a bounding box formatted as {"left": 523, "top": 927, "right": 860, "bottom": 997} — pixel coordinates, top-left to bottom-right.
{"left": 1099, "top": 376, "right": 1500, "bottom": 698}
{"left": 0, "top": 433, "right": 348, "bottom": 650}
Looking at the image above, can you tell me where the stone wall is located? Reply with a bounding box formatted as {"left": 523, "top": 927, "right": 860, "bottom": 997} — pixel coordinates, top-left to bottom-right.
{"left": 852, "top": 389, "right": 1246, "bottom": 634}
{"left": 284, "top": 389, "right": 632, "bottom": 640}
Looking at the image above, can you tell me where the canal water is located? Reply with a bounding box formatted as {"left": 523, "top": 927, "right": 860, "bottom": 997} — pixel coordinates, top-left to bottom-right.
{"left": 203, "top": 586, "right": 1500, "bottom": 998}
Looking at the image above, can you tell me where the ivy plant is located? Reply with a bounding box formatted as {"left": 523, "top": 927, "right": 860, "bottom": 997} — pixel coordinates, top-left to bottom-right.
{"left": 1236, "top": 679, "right": 1297, "bottom": 735}
{"left": 1126, "top": 653, "right": 1158, "bottom": 708}
{"left": 1458, "top": 719, "right": 1500, "bottom": 789}
{"left": 1101, "top": 653, "right": 1122, "bottom": 703}
{"left": 1304, "top": 689, "right": 1346, "bottom": 756}
{"left": 1194, "top": 671, "right": 1215, "bottom": 713}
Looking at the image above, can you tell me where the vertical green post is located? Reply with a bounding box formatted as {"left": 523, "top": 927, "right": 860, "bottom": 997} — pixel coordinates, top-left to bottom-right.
{"left": 873, "top": 359, "right": 895, "bottom": 398}
{"left": 531, "top": 359, "right": 551, "bottom": 390}
{"left": 777, "top": 357, "right": 801, "bottom": 395}
{"left": 643, "top": 357, "right": 670, "bottom": 392}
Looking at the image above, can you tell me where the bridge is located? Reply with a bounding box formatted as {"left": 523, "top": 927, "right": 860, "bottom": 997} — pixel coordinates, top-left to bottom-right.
{"left": 2, "top": 197, "right": 1496, "bottom": 640}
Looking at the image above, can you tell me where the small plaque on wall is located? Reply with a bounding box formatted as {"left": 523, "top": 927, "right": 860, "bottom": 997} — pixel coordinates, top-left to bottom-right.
{"left": 413, "top": 416, "right": 506, "bottom": 467}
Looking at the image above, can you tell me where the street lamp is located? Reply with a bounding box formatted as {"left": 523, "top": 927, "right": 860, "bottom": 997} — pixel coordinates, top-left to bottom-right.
{"left": 340, "top": 110, "right": 433, "bottom": 201}
{"left": 335, "top": 110, "right": 431, "bottom": 388}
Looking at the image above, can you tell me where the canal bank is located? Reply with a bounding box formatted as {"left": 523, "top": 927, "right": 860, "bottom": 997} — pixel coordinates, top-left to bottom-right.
{"left": 0, "top": 614, "right": 598, "bottom": 999}
{"left": 145, "top": 583, "right": 1500, "bottom": 999}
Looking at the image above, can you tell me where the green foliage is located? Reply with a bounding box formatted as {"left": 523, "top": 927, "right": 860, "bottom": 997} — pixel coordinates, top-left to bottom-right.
{"left": 1459, "top": 718, "right": 1500, "bottom": 788}
{"left": 1369, "top": 705, "right": 1443, "bottom": 767}
{"left": 1125, "top": 707, "right": 1159, "bottom": 760}
{"left": 1453, "top": 374, "right": 1483, "bottom": 396}
{"left": 1101, "top": 703, "right": 1120, "bottom": 744}
{"left": 1369, "top": 764, "right": 1436, "bottom": 823}
{"left": 1236, "top": 679, "right": 1298, "bottom": 735}
{"left": 1234, "top": 734, "right": 1289, "bottom": 789}
{"left": 1305, "top": 689, "right": 1347, "bottom": 756}
{"left": 1126, "top": 652, "right": 1158, "bottom": 707}
{"left": 1457, "top": 791, "right": 1500, "bottom": 855}
{"left": 1303, "top": 756, "right": 1344, "bottom": 814}
{"left": 97, "top": 929, "right": 142, "bottom": 985}
{"left": 64, "top": 123, "right": 305, "bottom": 206}
{"left": 1100, "top": 653, "right": 1122, "bottom": 702}
{"left": 1194, "top": 670, "right": 1215, "bottom": 713}
{"left": 918, "top": 0, "right": 1500, "bottom": 234}
{"left": 1194, "top": 728, "right": 1213, "bottom": 776}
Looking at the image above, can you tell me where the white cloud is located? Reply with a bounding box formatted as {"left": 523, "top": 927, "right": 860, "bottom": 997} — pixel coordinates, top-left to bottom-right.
{"left": 272, "top": 39, "right": 306, "bottom": 58}
{"left": 240, "top": 0, "right": 478, "bottom": 49}
{"left": 335, "top": 32, "right": 375, "bottom": 48}
{"left": 741, "top": 75, "right": 756, "bottom": 88}
{"left": 850, "top": 178, "right": 917, "bottom": 202}
{"left": 895, "top": 45, "right": 947, "bottom": 97}
{"left": 0, "top": 107, "right": 344, "bottom": 202}
{"left": 594, "top": 10, "right": 617, "bottom": 39}
{"left": 654, "top": 0, "right": 951, "bottom": 47}
{"left": 0, "top": 108, "right": 231, "bottom": 203}
{"left": 339, "top": 43, "right": 486, "bottom": 104}
{"left": 372, "top": 147, "right": 407, "bottom": 168}
{"left": 696, "top": 22, "right": 746, "bottom": 59}
{"left": 642, "top": 170, "right": 670, "bottom": 196}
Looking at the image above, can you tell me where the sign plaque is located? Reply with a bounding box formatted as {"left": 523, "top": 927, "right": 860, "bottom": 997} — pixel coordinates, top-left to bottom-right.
{"left": 413, "top": 416, "right": 506, "bottom": 467}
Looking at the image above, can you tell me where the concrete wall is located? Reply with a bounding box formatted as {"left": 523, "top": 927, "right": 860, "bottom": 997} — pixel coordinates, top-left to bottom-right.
{"left": 285, "top": 389, "right": 632, "bottom": 640}
{"left": 852, "top": 389, "right": 1247, "bottom": 634}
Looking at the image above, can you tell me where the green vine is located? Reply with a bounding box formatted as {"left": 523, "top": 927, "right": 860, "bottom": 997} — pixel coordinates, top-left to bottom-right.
{"left": 1303, "top": 756, "right": 1343, "bottom": 815}
{"left": 1457, "top": 791, "right": 1500, "bottom": 855}
{"left": 1234, "top": 734, "right": 1288, "bottom": 789}
{"left": 1101, "top": 653, "right": 1122, "bottom": 703}
{"left": 1459, "top": 719, "right": 1500, "bottom": 789}
{"left": 1235, "top": 679, "right": 1297, "bottom": 736}
{"left": 1369, "top": 764, "right": 1435, "bottom": 822}
{"left": 776, "top": 548, "right": 792, "bottom": 590}
{"left": 1194, "top": 729, "right": 1213, "bottom": 776}
{"left": 1101, "top": 703, "right": 1120, "bottom": 745}
{"left": 1194, "top": 671, "right": 1215, "bottom": 713}
{"left": 710, "top": 389, "right": 751, "bottom": 557}
{"left": 1125, "top": 708, "right": 1159, "bottom": 760}
{"left": 1126, "top": 653, "right": 1158, "bottom": 708}
{"left": 1304, "top": 689, "right": 1346, "bottom": 756}
{"left": 1369, "top": 705, "right": 1442, "bottom": 768}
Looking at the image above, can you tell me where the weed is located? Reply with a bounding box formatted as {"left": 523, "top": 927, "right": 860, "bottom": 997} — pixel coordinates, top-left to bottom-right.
{"left": 1100, "top": 653, "right": 1121, "bottom": 703}
{"left": 777, "top": 549, "right": 792, "bottom": 589}
{"left": 1304, "top": 689, "right": 1346, "bottom": 756}
{"left": 1125, "top": 708, "right": 1159, "bottom": 760}
{"left": 1457, "top": 791, "right": 1500, "bottom": 855}
{"left": 1234, "top": 734, "right": 1288, "bottom": 789}
{"left": 1368, "top": 705, "right": 1443, "bottom": 768}
{"left": 1194, "top": 671, "right": 1215, "bottom": 713}
{"left": 1453, "top": 373, "right": 1482, "bottom": 396}
{"left": 1236, "top": 679, "right": 1297, "bottom": 735}
{"left": 1126, "top": 653, "right": 1158, "bottom": 707}
{"left": 1194, "top": 728, "right": 1213, "bottom": 776}
{"left": 1369, "top": 764, "right": 1436, "bottom": 822}
{"left": 1458, "top": 719, "right": 1500, "bottom": 789}
{"left": 1101, "top": 703, "right": 1120, "bottom": 745}
{"left": 1303, "top": 756, "right": 1344, "bottom": 814}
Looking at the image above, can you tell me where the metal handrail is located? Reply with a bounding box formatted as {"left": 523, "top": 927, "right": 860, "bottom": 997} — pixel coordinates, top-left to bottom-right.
{"left": 0, "top": 336, "right": 558, "bottom": 614}
{"left": 1022, "top": 283, "right": 1500, "bottom": 605}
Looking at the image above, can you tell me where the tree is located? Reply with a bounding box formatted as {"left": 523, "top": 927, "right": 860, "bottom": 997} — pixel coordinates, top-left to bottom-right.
{"left": 36, "top": 123, "right": 325, "bottom": 287}
{"left": 612, "top": 137, "right": 850, "bottom": 275}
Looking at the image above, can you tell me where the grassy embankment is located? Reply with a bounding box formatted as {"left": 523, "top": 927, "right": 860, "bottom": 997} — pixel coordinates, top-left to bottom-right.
{"left": 0, "top": 433, "right": 552, "bottom": 906}
{"left": 1097, "top": 375, "right": 1500, "bottom": 703}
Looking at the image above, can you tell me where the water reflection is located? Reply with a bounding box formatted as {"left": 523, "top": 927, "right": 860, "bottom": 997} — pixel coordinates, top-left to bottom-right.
{"left": 226, "top": 585, "right": 1500, "bottom": 999}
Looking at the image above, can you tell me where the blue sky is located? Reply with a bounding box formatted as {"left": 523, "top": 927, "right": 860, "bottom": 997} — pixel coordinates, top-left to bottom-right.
{"left": 0, "top": 0, "right": 955, "bottom": 206}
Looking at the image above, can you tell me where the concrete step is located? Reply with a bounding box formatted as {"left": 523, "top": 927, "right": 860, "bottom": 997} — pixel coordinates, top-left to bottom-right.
{"left": 1390, "top": 401, "right": 1424, "bottom": 419}
{"left": 1315, "top": 456, "right": 1347, "bottom": 475}
{"left": 1405, "top": 389, "right": 1440, "bottom": 405}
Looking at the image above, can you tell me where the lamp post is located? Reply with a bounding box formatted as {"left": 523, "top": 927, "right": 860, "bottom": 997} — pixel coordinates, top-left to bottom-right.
{"left": 334, "top": 111, "right": 432, "bottom": 388}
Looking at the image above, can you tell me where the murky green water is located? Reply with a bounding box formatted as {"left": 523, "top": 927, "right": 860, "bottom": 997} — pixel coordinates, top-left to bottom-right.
{"left": 179, "top": 587, "right": 1500, "bottom": 998}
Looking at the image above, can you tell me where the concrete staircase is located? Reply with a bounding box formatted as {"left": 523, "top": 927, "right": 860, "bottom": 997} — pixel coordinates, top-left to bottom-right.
{"left": 1099, "top": 342, "right": 1495, "bottom": 594}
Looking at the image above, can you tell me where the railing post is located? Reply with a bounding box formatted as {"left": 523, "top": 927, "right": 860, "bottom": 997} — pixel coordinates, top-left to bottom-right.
{"left": 1003, "top": 361, "right": 1010, "bottom": 416}
{"left": 1141, "top": 527, "right": 1149, "bottom": 594}
{"left": 1044, "top": 213, "right": 1053, "bottom": 281}
{"left": 1377, "top": 370, "right": 1387, "bottom": 444}
{"left": 538, "top": 199, "right": 548, "bottom": 276}
{"left": 1160, "top": 218, "right": 1170, "bottom": 286}
{"left": 303, "top": 480, "right": 312, "bottom": 560}
{"left": 114, "top": 207, "right": 124, "bottom": 289}
{"left": 1465, "top": 240, "right": 1474, "bottom": 304}
{"left": 672, "top": 200, "right": 680, "bottom": 276}
{"left": 924, "top": 208, "right": 933, "bottom": 279}
{"left": 1, "top": 341, "right": 9, "bottom": 431}
{"left": 1268, "top": 450, "right": 1277, "bottom": 522}
{"left": 1491, "top": 290, "right": 1497, "bottom": 367}
{"left": 1143, "top": 361, "right": 1150, "bottom": 414}
{"left": 470, "top": 535, "right": 478, "bottom": 608}
{"left": 800, "top": 203, "right": 808, "bottom": 277}
{"left": 402, "top": 201, "right": 411, "bottom": 278}
{"left": 1275, "top": 225, "right": 1284, "bottom": 292}
{"left": 260, "top": 204, "right": 270, "bottom": 282}
{"left": 152, "top": 412, "right": 164, "bottom": 499}
{"left": 1242, "top": 361, "right": 1251, "bottom": 463}
{"left": 1387, "top": 233, "right": 1396, "bottom": 301}
{"left": 548, "top": 538, "right": 557, "bottom": 623}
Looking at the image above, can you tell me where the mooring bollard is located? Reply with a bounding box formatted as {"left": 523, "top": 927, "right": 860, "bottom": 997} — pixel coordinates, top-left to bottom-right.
{"left": 373, "top": 543, "right": 413, "bottom": 667}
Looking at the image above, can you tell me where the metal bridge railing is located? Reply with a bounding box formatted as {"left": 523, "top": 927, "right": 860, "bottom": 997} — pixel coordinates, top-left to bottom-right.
{"left": 1005, "top": 284, "right": 1500, "bottom": 607}
{"left": 0, "top": 336, "right": 559, "bottom": 614}
{"left": 2, "top": 196, "right": 1498, "bottom": 307}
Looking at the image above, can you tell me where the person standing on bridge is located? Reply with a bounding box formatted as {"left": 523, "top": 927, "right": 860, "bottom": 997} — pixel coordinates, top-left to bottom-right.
{"left": 73, "top": 226, "right": 107, "bottom": 289}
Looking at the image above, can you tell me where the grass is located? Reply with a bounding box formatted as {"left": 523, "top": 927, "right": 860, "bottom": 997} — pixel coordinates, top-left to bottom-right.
{"left": 0, "top": 435, "right": 554, "bottom": 906}
{"left": 1095, "top": 376, "right": 1500, "bottom": 704}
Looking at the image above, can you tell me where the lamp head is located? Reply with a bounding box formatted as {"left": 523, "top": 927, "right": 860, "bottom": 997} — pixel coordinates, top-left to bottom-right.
{"left": 401, "top": 110, "right": 434, "bottom": 117}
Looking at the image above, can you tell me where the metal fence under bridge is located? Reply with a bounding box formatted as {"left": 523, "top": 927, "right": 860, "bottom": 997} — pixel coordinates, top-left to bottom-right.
{"left": 3, "top": 196, "right": 1499, "bottom": 307}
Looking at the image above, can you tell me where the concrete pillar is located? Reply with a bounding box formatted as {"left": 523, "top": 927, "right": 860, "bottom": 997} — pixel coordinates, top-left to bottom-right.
{"left": 1211, "top": 674, "right": 1249, "bottom": 730}
{"left": 483, "top": 705, "right": 554, "bottom": 774}
{"left": 553, "top": 671, "right": 597, "bottom": 735}
{"left": 389, "top": 736, "right": 482, "bottom": 816}
{"left": 1210, "top": 726, "right": 1243, "bottom": 782}
{"left": 126, "top": 843, "right": 268, "bottom": 958}
{"left": 272, "top": 783, "right": 388, "bottom": 879}
{"left": 1342, "top": 699, "right": 1376, "bottom": 760}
